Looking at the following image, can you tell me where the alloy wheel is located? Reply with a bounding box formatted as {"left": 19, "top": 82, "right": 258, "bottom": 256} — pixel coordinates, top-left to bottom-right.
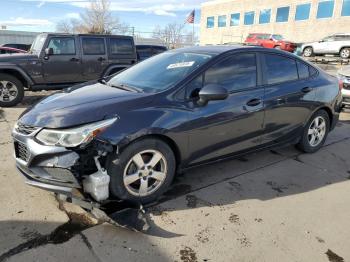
{"left": 123, "top": 149, "right": 168, "bottom": 197}
{"left": 303, "top": 48, "right": 312, "bottom": 57}
{"left": 0, "top": 80, "right": 18, "bottom": 102}
{"left": 340, "top": 49, "right": 350, "bottom": 59}
{"left": 307, "top": 116, "right": 326, "bottom": 147}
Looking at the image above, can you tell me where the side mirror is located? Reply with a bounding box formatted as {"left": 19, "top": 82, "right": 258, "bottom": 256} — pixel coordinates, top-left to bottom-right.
{"left": 44, "top": 47, "right": 54, "bottom": 56}
{"left": 198, "top": 84, "right": 228, "bottom": 106}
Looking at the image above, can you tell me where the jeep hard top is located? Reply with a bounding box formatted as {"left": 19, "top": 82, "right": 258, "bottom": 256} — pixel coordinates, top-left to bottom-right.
{"left": 0, "top": 33, "right": 137, "bottom": 107}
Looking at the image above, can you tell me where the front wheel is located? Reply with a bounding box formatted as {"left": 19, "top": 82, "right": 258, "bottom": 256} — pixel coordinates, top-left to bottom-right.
{"left": 303, "top": 47, "right": 314, "bottom": 57}
{"left": 297, "top": 110, "right": 329, "bottom": 153}
{"left": 107, "top": 138, "right": 176, "bottom": 204}
{"left": 340, "top": 48, "right": 350, "bottom": 59}
{"left": 0, "top": 73, "right": 24, "bottom": 107}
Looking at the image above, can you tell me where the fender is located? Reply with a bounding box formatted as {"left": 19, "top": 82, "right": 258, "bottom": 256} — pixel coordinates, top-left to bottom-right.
{"left": 0, "top": 63, "right": 34, "bottom": 86}
{"left": 102, "top": 64, "right": 132, "bottom": 78}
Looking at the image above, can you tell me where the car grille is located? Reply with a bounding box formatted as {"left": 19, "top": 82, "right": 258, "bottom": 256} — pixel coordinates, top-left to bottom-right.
{"left": 15, "top": 141, "right": 30, "bottom": 162}
{"left": 16, "top": 122, "right": 39, "bottom": 135}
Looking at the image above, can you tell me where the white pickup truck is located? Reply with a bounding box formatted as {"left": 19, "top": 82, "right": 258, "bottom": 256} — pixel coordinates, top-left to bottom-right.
{"left": 302, "top": 33, "right": 350, "bottom": 59}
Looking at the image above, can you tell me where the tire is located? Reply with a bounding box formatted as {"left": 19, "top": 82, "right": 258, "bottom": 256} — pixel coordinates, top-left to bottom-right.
{"left": 340, "top": 48, "right": 350, "bottom": 59}
{"left": 303, "top": 47, "right": 314, "bottom": 57}
{"left": 107, "top": 138, "right": 176, "bottom": 204}
{"left": 297, "top": 110, "right": 330, "bottom": 153}
{"left": 274, "top": 46, "right": 281, "bottom": 49}
{"left": 0, "top": 73, "right": 24, "bottom": 107}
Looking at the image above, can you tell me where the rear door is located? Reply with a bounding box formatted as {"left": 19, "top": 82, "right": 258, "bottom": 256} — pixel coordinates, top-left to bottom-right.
{"left": 186, "top": 52, "right": 265, "bottom": 165}
{"left": 81, "top": 36, "right": 108, "bottom": 81}
{"left": 42, "top": 36, "right": 82, "bottom": 83}
{"left": 260, "top": 52, "right": 317, "bottom": 145}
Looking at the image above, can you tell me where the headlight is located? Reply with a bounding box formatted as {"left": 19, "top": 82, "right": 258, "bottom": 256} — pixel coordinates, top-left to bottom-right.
{"left": 36, "top": 117, "right": 118, "bottom": 147}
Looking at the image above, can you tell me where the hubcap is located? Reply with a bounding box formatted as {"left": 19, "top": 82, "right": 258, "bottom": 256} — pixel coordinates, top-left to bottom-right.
{"left": 307, "top": 116, "right": 326, "bottom": 147}
{"left": 341, "top": 49, "right": 350, "bottom": 58}
{"left": 123, "top": 150, "right": 167, "bottom": 197}
{"left": 304, "top": 48, "right": 312, "bottom": 56}
{"left": 0, "top": 80, "right": 18, "bottom": 102}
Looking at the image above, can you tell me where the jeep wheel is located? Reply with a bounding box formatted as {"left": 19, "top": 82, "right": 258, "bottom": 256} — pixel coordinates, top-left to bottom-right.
{"left": 303, "top": 47, "right": 314, "bottom": 57}
{"left": 340, "top": 48, "right": 350, "bottom": 59}
{"left": 0, "top": 73, "right": 24, "bottom": 107}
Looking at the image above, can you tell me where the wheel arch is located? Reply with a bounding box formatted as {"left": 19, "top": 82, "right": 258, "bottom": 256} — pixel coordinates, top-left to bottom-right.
{"left": 0, "top": 67, "right": 33, "bottom": 87}
{"left": 117, "top": 133, "right": 182, "bottom": 169}
{"left": 307, "top": 106, "right": 333, "bottom": 129}
{"left": 302, "top": 45, "right": 313, "bottom": 52}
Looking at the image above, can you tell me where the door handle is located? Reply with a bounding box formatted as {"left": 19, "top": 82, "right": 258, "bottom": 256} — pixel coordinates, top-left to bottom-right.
{"left": 98, "top": 57, "right": 106, "bottom": 62}
{"left": 246, "top": 98, "right": 262, "bottom": 107}
{"left": 301, "top": 86, "right": 312, "bottom": 93}
{"left": 70, "top": 58, "right": 80, "bottom": 62}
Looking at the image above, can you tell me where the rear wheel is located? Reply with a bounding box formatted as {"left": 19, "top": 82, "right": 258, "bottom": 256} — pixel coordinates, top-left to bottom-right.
{"left": 303, "top": 47, "right": 314, "bottom": 57}
{"left": 297, "top": 110, "right": 329, "bottom": 153}
{"left": 107, "top": 138, "right": 176, "bottom": 204}
{"left": 0, "top": 73, "right": 24, "bottom": 107}
{"left": 340, "top": 48, "right": 350, "bottom": 59}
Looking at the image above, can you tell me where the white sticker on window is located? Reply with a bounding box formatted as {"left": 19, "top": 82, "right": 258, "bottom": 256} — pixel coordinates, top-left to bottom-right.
{"left": 167, "top": 61, "right": 195, "bottom": 69}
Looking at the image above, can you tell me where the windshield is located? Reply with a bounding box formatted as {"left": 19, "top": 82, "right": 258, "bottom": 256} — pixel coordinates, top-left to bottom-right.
{"left": 272, "top": 34, "right": 284, "bottom": 40}
{"left": 30, "top": 34, "right": 47, "bottom": 54}
{"left": 108, "top": 51, "right": 214, "bottom": 93}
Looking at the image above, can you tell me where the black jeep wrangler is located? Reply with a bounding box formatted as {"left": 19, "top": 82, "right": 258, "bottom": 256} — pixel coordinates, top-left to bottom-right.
{"left": 0, "top": 33, "right": 137, "bottom": 107}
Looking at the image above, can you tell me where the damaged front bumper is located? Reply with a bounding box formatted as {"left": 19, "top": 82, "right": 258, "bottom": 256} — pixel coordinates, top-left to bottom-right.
{"left": 12, "top": 124, "right": 110, "bottom": 206}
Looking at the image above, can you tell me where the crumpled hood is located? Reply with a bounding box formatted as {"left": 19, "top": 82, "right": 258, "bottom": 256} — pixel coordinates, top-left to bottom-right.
{"left": 0, "top": 53, "right": 37, "bottom": 62}
{"left": 19, "top": 82, "right": 152, "bottom": 128}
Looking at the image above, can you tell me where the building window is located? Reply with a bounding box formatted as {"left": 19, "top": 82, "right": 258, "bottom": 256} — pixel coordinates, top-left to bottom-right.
{"left": 342, "top": 0, "right": 350, "bottom": 16}
{"left": 317, "top": 0, "right": 334, "bottom": 18}
{"left": 230, "top": 13, "right": 240, "bottom": 26}
{"left": 259, "top": 9, "right": 271, "bottom": 24}
{"left": 207, "top": 16, "right": 214, "bottom": 28}
{"left": 244, "top": 11, "right": 255, "bottom": 25}
{"left": 276, "top": 6, "right": 290, "bottom": 22}
{"left": 295, "top": 3, "right": 311, "bottom": 20}
{"left": 218, "top": 15, "right": 226, "bottom": 27}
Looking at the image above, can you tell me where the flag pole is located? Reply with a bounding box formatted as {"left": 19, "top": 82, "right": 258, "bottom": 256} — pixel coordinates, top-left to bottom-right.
{"left": 192, "top": 9, "right": 195, "bottom": 45}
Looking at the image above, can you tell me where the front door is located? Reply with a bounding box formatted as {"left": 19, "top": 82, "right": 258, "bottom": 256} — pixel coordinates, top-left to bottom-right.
{"left": 80, "top": 37, "right": 108, "bottom": 81}
{"left": 186, "top": 52, "right": 265, "bottom": 165}
{"left": 42, "top": 36, "right": 82, "bottom": 84}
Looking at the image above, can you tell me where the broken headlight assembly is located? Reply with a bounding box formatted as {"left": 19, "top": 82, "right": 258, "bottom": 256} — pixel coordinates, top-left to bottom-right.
{"left": 36, "top": 117, "right": 118, "bottom": 147}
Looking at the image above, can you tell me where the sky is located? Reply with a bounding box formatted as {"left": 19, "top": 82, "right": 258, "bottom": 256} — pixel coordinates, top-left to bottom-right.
{"left": 0, "top": 0, "right": 208, "bottom": 36}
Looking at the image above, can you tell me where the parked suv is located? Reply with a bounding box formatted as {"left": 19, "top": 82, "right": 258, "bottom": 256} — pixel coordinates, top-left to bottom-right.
{"left": 245, "top": 33, "right": 296, "bottom": 52}
{"left": 136, "top": 45, "right": 167, "bottom": 61}
{"left": 302, "top": 33, "right": 350, "bottom": 59}
{"left": 0, "top": 33, "right": 137, "bottom": 107}
{"left": 338, "top": 66, "right": 350, "bottom": 107}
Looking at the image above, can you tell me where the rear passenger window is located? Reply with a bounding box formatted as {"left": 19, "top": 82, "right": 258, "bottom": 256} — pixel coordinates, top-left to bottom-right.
{"left": 110, "top": 38, "right": 133, "bottom": 54}
{"left": 204, "top": 53, "right": 257, "bottom": 92}
{"left": 264, "top": 54, "right": 298, "bottom": 85}
{"left": 297, "top": 61, "right": 309, "bottom": 79}
{"left": 309, "top": 66, "right": 318, "bottom": 77}
{"left": 82, "top": 38, "right": 105, "bottom": 55}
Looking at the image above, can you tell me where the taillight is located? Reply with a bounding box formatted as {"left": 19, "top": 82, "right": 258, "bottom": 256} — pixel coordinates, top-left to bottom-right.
{"left": 339, "top": 79, "right": 343, "bottom": 91}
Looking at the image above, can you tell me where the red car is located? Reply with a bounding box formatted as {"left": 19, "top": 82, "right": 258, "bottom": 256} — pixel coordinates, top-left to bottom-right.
{"left": 0, "top": 47, "right": 27, "bottom": 55}
{"left": 245, "top": 33, "right": 296, "bottom": 52}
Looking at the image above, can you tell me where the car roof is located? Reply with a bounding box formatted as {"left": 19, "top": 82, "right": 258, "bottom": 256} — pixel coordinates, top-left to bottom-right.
{"left": 171, "top": 45, "right": 262, "bottom": 55}
{"left": 40, "top": 32, "right": 133, "bottom": 38}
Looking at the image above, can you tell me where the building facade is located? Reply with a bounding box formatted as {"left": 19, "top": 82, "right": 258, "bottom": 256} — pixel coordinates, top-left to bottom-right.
{"left": 200, "top": 0, "right": 350, "bottom": 45}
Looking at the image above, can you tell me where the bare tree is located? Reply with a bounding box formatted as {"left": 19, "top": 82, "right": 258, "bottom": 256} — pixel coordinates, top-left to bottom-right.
{"left": 56, "top": 0, "right": 130, "bottom": 34}
{"left": 153, "top": 22, "right": 193, "bottom": 48}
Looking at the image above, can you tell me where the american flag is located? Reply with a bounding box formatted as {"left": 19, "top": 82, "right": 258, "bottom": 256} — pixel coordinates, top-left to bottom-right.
{"left": 185, "top": 9, "right": 195, "bottom": 24}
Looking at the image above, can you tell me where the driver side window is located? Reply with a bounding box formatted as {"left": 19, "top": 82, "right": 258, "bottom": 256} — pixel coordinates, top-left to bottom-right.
{"left": 186, "top": 53, "right": 257, "bottom": 99}
{"left": 47, "top": 37, "right": 76, "bottom": 55}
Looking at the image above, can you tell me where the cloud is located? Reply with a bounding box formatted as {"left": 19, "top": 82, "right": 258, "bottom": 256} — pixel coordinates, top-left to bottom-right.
{"left": 0, "top": 17, "right": 53, "bottom": 26}
{"left": 65, "top": 12, "right": 80, "bottom": 19}
{"left": 21, "top": 0, "right": 205, "bottom": 17}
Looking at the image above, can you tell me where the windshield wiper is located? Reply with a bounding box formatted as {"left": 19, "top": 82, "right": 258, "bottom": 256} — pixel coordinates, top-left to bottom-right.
{"left": 107, "top": 82, "right": 142, "bottom": 93}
